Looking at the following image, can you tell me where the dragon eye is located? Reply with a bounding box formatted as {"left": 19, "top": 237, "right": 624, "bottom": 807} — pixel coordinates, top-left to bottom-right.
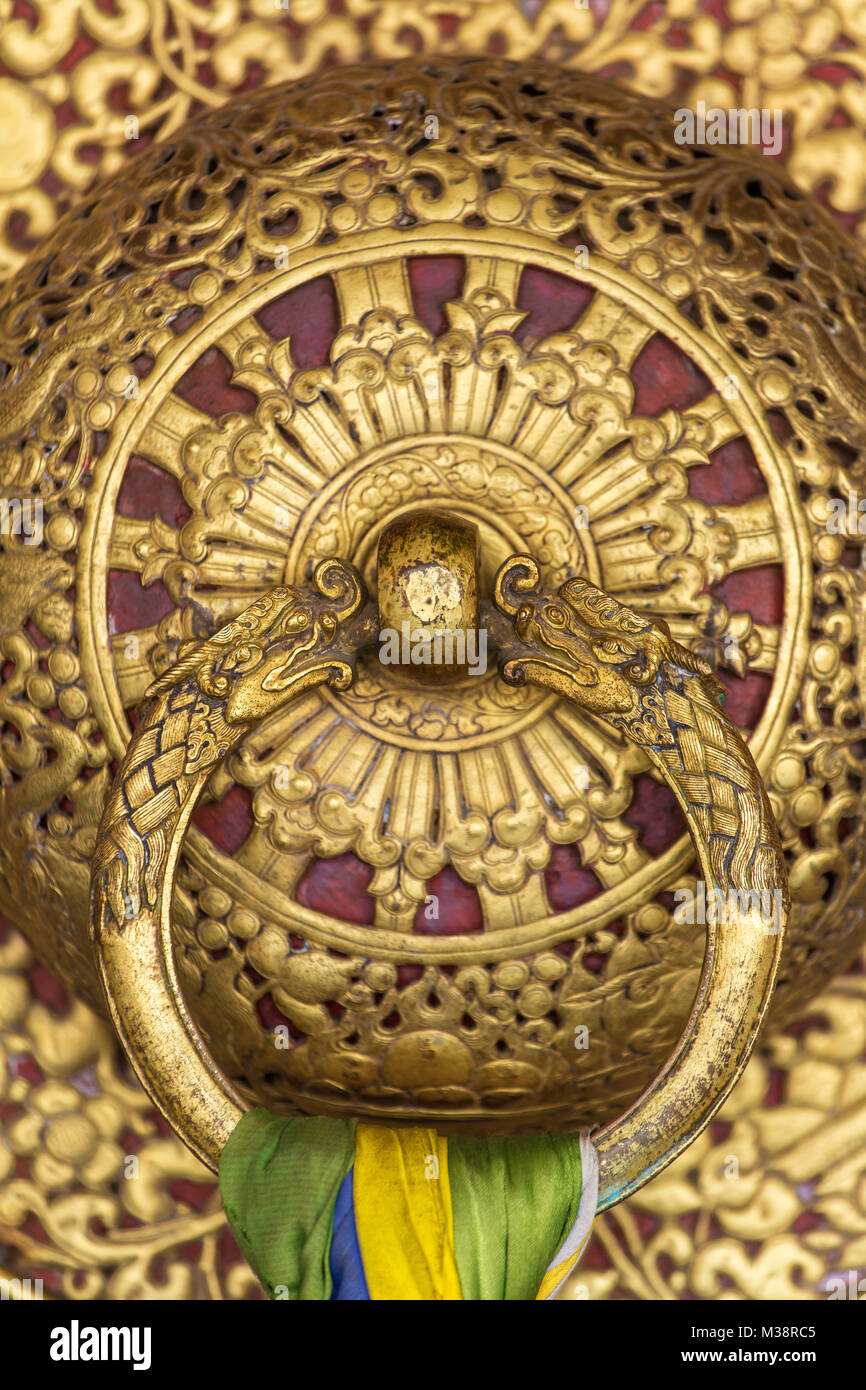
{"left": 545, "top": 605, "right": 566, "bottom": 626}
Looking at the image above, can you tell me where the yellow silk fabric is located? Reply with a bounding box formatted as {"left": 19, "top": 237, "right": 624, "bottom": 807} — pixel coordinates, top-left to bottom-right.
{"left": 352, "top": 1124, "right": 462, "bottom": 1300}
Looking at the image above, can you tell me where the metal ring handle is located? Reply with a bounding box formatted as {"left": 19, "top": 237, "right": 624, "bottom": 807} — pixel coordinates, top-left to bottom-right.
{"left": 90, "top": 555, "right": 788, "bottom": 1209}
{"left": 491, "top": 557, "right": 788, "bottom": 1206}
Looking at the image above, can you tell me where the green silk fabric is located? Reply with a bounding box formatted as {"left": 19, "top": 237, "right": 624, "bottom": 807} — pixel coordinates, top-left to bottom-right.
{"left": 447, "top": 1132, "right": 583, "bottom": 1300}
{"left": 219, "top": 1112, "right": 583, "bottom": 1300}
{"left": 219, "top": 1110, "right": 356, "bottom": 1301}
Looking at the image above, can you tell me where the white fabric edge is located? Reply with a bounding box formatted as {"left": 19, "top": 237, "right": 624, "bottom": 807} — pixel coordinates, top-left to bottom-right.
{"left": 543, "top": 1129, "right": 600, "bottom": 1301}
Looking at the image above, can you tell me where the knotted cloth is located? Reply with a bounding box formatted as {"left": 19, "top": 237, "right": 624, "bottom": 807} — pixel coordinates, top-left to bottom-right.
{"left": 219, "top": 1110, "right": 598, "bottom": 1301}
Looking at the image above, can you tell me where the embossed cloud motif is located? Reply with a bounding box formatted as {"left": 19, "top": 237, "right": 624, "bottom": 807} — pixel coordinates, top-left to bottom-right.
{"left": 0, "top": 61, "right": 859, "bottom": 1143}
{"left": 92, "top": 559, "right": 373, "bottom": 931}
{"left": 88, "top": 516, "right": 786, "bottom": 1207}
{"left": 492, "top": 557, "right": 787, "bottom": 909}
{"left": 1, "top": 0, "right": 866, "bottom": 1303}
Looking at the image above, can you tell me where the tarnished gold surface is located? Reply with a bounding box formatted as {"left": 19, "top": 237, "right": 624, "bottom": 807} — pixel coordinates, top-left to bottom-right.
{"left": 0, "top": 61, "right": 863, "bottom": 1128}
{"left": 4, "top": 914, "right": 866, "bottom": 1299}
{"left": 4, "top": 1, "right": 866, "bottom": 275}
{"left": 91, "top": 558, "right": 375, "bottom": 1166}
{"left": 0, "top": 917, "right": 260, "bottom": 1301}
{"left": 377, "top": 511, "right": 480, "bottom": 686}
{"left": 1, "top": 6, "right": 866, "bottom": 1300}
{"left": 90, "top": 538, "right": 786, "bottom": 1185}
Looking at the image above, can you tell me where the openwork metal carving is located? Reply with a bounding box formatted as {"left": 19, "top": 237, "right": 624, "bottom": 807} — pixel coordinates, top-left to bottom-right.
{"left": 90, "top": 536, "right": 786, "bottom": 1203}
{"left": 1, "top": 55, "right": 866, "bottom": 1294}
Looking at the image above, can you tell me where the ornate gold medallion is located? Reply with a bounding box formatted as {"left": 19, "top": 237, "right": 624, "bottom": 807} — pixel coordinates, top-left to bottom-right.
{"left": 0, "top": 60, "right": 864, "bottom": 1145}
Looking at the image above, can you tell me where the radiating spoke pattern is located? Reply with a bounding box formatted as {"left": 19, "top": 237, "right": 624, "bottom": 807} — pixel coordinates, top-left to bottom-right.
{"left": 106, "top": 251, "right": 785, "bottom": 956}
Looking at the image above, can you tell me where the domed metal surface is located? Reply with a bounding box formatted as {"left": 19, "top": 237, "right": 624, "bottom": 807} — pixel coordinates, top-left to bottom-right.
{"left": 0, "top": 59, "right": 864, "bottom": 1130}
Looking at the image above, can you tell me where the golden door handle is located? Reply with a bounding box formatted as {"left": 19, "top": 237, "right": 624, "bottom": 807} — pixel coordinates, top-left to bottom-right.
{"left": 90, "top": 557, "right": 377, "bottom": 1168}
{"left": 490, "top": 556, "right": 788, "bottom": 1206}
{"left": 90, "top": 548, "right": 788, "bottom": 1210}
